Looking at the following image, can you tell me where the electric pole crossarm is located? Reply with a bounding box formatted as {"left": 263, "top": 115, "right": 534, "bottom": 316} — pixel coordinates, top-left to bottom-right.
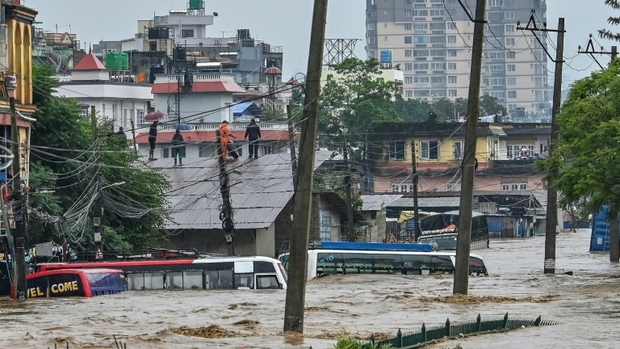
{"left": 517, "top": 12, "right": 566, "bottom": 63}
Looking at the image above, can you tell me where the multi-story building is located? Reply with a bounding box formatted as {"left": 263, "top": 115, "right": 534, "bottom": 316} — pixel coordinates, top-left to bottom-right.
{"left": 365, "top": 0, "right": 551, "bottom": 116}
{"left": 0, "top": 0, "right": 37, "bottom": 190}
{"left": 54, "top": 53, "right": 153, "bottom": 133}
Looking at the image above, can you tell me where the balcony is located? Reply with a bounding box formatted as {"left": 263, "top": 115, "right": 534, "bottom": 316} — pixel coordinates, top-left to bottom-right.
{"left": 154, "top": 72, "right": 235, "bottom": 83}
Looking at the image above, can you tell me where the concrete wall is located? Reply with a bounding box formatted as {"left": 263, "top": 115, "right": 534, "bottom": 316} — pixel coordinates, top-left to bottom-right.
{"left": 153, "top": 92, "right": 232, "bottom": 123}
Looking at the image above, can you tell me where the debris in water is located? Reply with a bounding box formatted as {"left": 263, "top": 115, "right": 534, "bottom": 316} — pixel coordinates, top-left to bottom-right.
{"left": 420, "top": 294, "right": 559, "bottom": 304}
{"left": 170, "top": 324, "right": 246, "bottom": 338}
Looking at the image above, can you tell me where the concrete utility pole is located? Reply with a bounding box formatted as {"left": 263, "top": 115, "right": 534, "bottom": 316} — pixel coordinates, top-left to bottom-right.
{"left": 453, "top": 0, "right": 486, "bottom": 295}
{"left": 544, "top": 18, "right": 565, "bottom": 270}
{"left": 286, "top": 105, "right": 298, "bottom": 190}
{"left": 10, "top": 94, "right": 26, "bottom": 300}
{"left": 91, "top": 106, "right": 104, "bottom": 257}
{"left": 343, "top": 140, "right": 355, "bottom": 241}
{"left": 283, "top": 0, "right": 328, "bottom": 334}
{"left": 411, "top": 140, "right": 421, "bottom": 241}
{"left": 216, "top": 130, "right": 235, "bottom": 256}
{"left": 517, "top": 14, "right": 566, "bottom": 272}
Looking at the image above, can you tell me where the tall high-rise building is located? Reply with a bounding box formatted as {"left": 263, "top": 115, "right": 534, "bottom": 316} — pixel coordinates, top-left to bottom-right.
{"left": 366, "top": 0, "right": 550, "bottom": 116}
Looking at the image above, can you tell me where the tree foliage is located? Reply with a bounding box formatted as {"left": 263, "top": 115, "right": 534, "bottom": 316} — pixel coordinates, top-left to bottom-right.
{"left": 29, "top": 64, "right": 171, "bottom": 251}
{"left": 319, "top": 58, "right": 402, "bottom": 150}
{"left": 541, "top": 59, "right": 620, "bottom": 214}
{"left": 599, "top": 0, "right": 620, "bottom": 41}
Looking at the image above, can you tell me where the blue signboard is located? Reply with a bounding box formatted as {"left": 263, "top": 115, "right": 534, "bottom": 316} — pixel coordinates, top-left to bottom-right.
{"left": 380, "top": 50, "right": 392, "bottom": 64}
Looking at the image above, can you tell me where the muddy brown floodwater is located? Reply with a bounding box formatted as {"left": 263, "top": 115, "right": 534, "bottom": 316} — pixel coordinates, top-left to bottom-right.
{"left": 1, "top": 228, "right": 618, "bottom": 349}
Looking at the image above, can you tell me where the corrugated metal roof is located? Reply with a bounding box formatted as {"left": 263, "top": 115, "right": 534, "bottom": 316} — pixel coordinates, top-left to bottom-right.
{"left": 151, "top": 151, "right": 331, "bottom": 230}
{"left": 390, "top": 196, "right": 461, "bottom": 208}
{"left": 361, "top": 194, "right": 403, "bottom": 211}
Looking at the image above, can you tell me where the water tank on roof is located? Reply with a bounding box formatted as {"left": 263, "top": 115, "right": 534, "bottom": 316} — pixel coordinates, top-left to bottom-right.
{"left": 237, "top": 29, "right": 251, "bottom": 40}
{"left": 380, "top": 50, "right": 392, "bottom": 64}
{"left": 149, "top": 65, "right": 165, "bottom": 83}
{"left": 241, "top": 39, "right": 255, "bottom": 48}
{"left": 105, "top": 52, "right": 129, "bottom": 71}
{"left": 175, "top": 46, "right": 187, "bottom": 61}
{"left": 189, "top": 0, "right": 204, "bottom": 9}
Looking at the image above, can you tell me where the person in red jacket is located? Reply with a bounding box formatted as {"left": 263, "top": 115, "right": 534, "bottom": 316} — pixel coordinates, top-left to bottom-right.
{"left": 219, "top": 120, "right": 236, "bottom": 158}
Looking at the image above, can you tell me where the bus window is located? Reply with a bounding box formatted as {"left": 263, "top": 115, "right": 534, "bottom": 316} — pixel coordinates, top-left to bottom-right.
{"left": 166, "top": 272, "right": 183, "bottom": 290}
{"left": 143, "top": 272, "right": 165, "bottom": 290}
{"left": 341, "top": 253, "right": 374, "bottom": 274}
{"left": 401, "top": 255, "right": 431, "bottom": 275}
{"left": 183, "top": 271, "right": 203, "bottom": 289}
{"left": 277, "top": 254, "right": 289, "bottom": 271}
{"left": 317, "top": 253, "right": 341, "bottom": 276}
{"left": 256, "top": 275, "right": 280, "bottom": 289}
{"left": 207, "top": 270, "right": 233, "bottom": 289}
{"left": 372, "top": 254, "right": 403, "bottom": 274}
{"left": 254, "top": 261, "right": 277, "bottom": 273}
{"left": 430, "top": 255, "right": 454, "bottom": 274}
{"left": 234, "top": 273, "right": 254, "bottom": 289}
{"left": 127, "top": 273, "right": 144, "bottom": 290}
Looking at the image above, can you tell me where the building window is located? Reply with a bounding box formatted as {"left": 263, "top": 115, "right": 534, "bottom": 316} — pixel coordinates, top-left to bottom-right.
{"left": 453, "top": 141, "right": 463, "bottom": 159}
{"left": 389, "top": 141, "right": 405, "bottom": 160}
{"left": 507, "top": 145, "right": 534, "bottom": 159}
{"left": 448, "top": 62, "right": 456, "bottom": 70}
{"left": 507, "top": 51, "right": 515, "bottom": 59}
{"left": 137, "top": 109, "right": 145, "bottom": 124}
{"left": 508, "top": 91, "right": 517, "bottom": 98}
{"left": 505, "top": 11, "right": 515, "bottom": 20}
{"left": 447, "top": 22, "right": 456, "bottom": 30}
{"left": 79, "top": 106, "right": 89, "bottom": 118}
{"left": 507, "top": 77, "right": 516, "bottom": 85}
{"left": 404, "top": 23, "right": 412, "bottom": 31}
{"left": 405, "top": 10, "right": 412, "bottom": 17}
{"left": 199, "top": 146, "right": 213, "bottom": 158}
{"left": 502, "top": 182, "right": 527, "bottom": 191}
{"left": 505, "top": 37, "right": 515, "bottom": 46}
{"left": 505, "top": 24, "right": 515, "bottom": 32}
{"left": 404, "top": 36, "right": 412, "bottom": 44}
{"left": 368, "top": 37, "right": 376, "bottom": 44}
{"left": 447, "top": 49, "right": 457, "bottom": 57}
{"left": 391, "top": 183, "right": 413, "bottom": 193}
{"left": 368, "top": 23, "right": 376, "bottom": 31}
{"left": 447, "top": 36, "right": 456, "bottom": 43}
{"left": 181, "top": 29, "right": 194, "bottom": 38}
{"left": 404, "top": 63, "right": 413, "bottom": 71}
{"left": 405, "top": 90, "right": 413, "bottom": 98}
{"left": 420, "top": 140, "right": 439, "bottom": 160}
{"left": 507, "top": 64, "right": 516, "bottom": 72}
{"left": 405, "top": 49, "right": 413, "bottom": 57}
{"left": 448, "top": 76, "right": 457, "bottom": 84}
{"left": 405, "top": 76, "right": 413, "bottom": 84}
{"left": 162, "top": 148, "right": 170, "bottom": 158}
{"left": 448, "top": 89, "right": 457, "bottom": 97}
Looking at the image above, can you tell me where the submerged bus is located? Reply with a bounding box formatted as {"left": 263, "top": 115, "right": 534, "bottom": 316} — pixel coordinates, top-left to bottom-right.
{"left": 278, "top": 249, "right": 488, "bottom": 281}
{"left": 37, "top": 256, "right": 287, "bottom": 290}
{"left": 11, "top": 268, "right": 127, "bottom": 298}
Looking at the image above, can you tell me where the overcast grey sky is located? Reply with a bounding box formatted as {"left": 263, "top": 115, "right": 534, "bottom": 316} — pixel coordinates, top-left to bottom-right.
{"left": 26, "top": 0, "right": 615, "bottom": 84}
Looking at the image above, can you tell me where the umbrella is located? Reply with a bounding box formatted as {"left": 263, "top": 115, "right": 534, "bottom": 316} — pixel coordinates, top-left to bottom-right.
{"left": 144, "top": 110, "right": 166, "bottom": 122}
{"left": 174, "top": 122, "right": 192, "bottom": 131}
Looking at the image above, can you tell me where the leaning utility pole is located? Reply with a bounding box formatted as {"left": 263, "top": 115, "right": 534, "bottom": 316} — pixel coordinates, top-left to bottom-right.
{"left": 343, "top": 140, "right": 355, "bottom": 241}
{"left": 216, "top": 130, "right": 235, "bottom": 256}
{"left": 453, "top": 0, "right": 485, "bottom": 295}
{"left": 411, "top": 140, "right": 421, "bottom": 241}
{"left": 9, "top": 92, "right": 26, "bottom": 300}
{"left": 283, "top": 0, "right": 328, "bottom": 334}
{"left": 91, "top": 106, "right": 104, "bottom": 257}
{"left": 518, "top": 15, "right": 565, "bottom": 272}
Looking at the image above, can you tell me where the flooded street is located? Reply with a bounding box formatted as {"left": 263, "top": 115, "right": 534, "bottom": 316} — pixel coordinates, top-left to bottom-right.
{"left": 2, "top": 228, "right": 619, "bottom": 349}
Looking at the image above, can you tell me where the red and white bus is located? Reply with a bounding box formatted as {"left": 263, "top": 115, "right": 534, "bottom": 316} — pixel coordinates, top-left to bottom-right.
{"left": 37, "top": 256, "right": 287, "bottom": 290}
{"left": 11, "top": 268, "right": 127, "bottom": 298}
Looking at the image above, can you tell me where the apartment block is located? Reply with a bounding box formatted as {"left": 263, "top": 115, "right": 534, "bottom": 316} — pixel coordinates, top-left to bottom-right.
{"left": 366, "top": 0, "right": 551, "bottom": 115}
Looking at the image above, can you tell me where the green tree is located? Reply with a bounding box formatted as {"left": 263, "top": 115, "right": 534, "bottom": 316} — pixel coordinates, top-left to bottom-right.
{"left": 29, "top": 64, "right": 171, "bottom": 251}
{"left": 599, "top": 0, "right": 620, "bottom": 41}
{"left": 319, "top": 57, "right": 402, "bottom": 195}
{"left": 541, "top": 59, "right": 620, "bottom": 261}
{"left": 394, "top": 98, "right": 432, "bottom": 122}
{"left": 479, "top": 95, "right": 507, "bottom": 117}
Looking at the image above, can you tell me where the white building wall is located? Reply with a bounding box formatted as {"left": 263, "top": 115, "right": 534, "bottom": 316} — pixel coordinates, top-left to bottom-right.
{"left": 153, "top": 92, "right": 232, "bottom": 124}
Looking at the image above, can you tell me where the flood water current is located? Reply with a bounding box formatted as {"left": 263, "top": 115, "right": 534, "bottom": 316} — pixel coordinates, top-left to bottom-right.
{"left": 1, "top": 228, "right": 619, "bottom": 349}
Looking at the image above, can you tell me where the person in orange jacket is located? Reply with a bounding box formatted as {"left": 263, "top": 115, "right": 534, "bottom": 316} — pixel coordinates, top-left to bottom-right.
{"left": 219, "top": 120, "right": 236, "bottom": 158}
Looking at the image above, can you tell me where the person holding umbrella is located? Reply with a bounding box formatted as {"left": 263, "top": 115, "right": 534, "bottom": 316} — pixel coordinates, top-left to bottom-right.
{"left": 171, "top": 129, "right": 184, "bottom": 166}
{"left": 148, "top": 120, "right": 158, "bottom": 160}
{"left": 144, "top": 110, "right": 165, "bottom": 161}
